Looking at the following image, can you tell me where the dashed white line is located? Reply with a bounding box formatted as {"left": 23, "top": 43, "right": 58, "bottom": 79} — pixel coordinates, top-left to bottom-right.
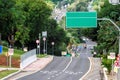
{"left": 47, "top": 57, "right": 73, "bottom": 80}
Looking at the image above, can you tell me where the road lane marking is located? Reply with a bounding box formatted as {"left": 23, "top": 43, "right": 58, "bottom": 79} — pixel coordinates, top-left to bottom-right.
{"left": 62, "top": 57, "right": 72, "bottom": 72}
{"left": 79, "top": 57, "right": 92, "bottom": 80}
{"left": 48, "top": 78, "right": 50, "bottom": 79}
{"left": 64, "top": 71, "right": 83, "bottom": 75}
{"left": 47, "top": 57, "right": 72, "bottom": 80}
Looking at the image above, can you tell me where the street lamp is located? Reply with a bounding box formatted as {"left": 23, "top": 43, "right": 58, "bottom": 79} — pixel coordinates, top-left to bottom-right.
{"left": 51, "top": 42, "right": 55, "bottom": 55}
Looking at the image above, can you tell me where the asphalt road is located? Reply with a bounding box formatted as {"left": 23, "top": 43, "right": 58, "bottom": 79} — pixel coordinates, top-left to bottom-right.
{"left": 18, "top": 44, "right": 93, "bottom": 80}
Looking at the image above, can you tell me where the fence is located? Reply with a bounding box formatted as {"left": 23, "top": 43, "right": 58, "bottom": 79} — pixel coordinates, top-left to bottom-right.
{"left": 20, "top": 49, "right": 37, "bottom": 69}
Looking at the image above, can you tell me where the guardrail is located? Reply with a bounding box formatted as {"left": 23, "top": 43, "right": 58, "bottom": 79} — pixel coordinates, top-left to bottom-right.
{"left": 20, "top": 49, "right": 37, "bottom": 69}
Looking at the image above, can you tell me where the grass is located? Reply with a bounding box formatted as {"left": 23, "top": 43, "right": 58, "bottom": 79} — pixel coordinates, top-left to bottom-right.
{"left": 0, "top": 70, "right": 18, "bottom": 79}
{"left": 2, "top": 46, "right": 24, "bottom": 58}
{"left": 37, "top": 54, "right": 48, "bottom": 58}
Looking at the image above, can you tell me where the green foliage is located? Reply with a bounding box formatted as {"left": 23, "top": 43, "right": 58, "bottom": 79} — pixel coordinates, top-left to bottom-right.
{"left": 2, "top": 46, "right": 24, "bottom": 58}
{"left": 102, "top": 56, "right": 112, "bottom": 74}
{"left": 0, "top": 0, "right": 70, "bottom": 56}
{"left": 96, "top": 0, "right": 120, "bottom": 55}
{"left": 37, "top": 54, "right": 48, "bottom": 58}
{"left": 0, "top": 70, "right": 18, "bottom": 79}
{"left": 67, "top": 0, "right": 88, "bottom": 11}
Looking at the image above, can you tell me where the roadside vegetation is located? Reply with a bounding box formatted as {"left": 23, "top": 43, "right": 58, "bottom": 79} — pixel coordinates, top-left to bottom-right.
{"left": 0, "top": 46, "right": 24, "bottom": 67}
{"left": 91, "top": 0, "right": 120, "bottom": 74}
{"left": 0, "top": 0, "right": 70, "bottom": 56}
{"left": 0, "top": 70, "right": 18, "bottom": 79}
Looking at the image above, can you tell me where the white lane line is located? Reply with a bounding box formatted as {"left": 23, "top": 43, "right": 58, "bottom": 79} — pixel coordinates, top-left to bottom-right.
{"left": 62, "top": 57, "right": 72, "bottom": 72}
{"left": 48, "top": 78, "right": 50, "bottom": 79}
{"left": 79, "top": 57, "right": 92, "bottom": 80}
{"left": 47, "top": 57, "right": 72, "bottom": 80}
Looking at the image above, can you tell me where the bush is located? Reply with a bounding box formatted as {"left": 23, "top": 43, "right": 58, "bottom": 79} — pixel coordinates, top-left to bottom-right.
{"left": 102, "top": 58, "right": 112, "bottom": 74}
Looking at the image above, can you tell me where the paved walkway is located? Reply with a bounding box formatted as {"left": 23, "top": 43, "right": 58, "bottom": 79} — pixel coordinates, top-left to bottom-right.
{"left": 23, "top": 56, "right": 53, "bottom": 71}
{"left": 83, "top": 58, "right": 104, "bottom": 80}
{"left": 2, "top": 56, "right": 53, "bottom": 80}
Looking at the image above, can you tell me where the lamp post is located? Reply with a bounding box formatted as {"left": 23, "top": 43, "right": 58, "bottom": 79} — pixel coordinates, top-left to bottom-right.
{"left": 51, "top": 42, "right": 55, "bottom": 55}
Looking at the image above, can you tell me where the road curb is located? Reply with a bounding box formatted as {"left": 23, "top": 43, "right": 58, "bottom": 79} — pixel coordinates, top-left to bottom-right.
{"left": 79, "top": 57, "right": 92, "bottom": 80}
{"left": 1, "top": 69, "right": 21, "bottom": 80}
{"left": 1, "top": 56, "right": 54, "bottom": 80}
{"left": 103, "top": 68, "right": 108, "bottom": 80}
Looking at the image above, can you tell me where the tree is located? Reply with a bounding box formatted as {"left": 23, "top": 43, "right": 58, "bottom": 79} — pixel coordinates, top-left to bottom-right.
{"left": 96, "top": 0, "right": 120, "bottom": 54}
{"left": 0, "top": 0, "right": 16, "bottom": 38}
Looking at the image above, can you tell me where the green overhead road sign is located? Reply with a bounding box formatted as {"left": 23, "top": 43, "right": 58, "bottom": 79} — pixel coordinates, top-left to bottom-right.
{"left": 66, "top": 12, "right": 97, "bottom": 28}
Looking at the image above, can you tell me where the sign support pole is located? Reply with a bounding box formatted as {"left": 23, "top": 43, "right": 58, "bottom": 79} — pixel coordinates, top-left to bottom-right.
{"left": 46, "top": 39, "right": 47, "bottom": 54}
{"left": 39, "top": 33, "right": 41, "bottom": 56}
{"left": 112, "top": 59, "right": 113, "bottom": 77}
{"left": 44, "top": 39, "right": 45, "bottom": 54}
{"left": 9, "top": 55, "right": 12, "bottom": 68}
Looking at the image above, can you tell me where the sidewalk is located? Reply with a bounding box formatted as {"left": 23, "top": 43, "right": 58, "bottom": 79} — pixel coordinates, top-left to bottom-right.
{"left": 23, "top": 56, "right": 53, "bottom": 71}
{"left": 1, "top": 56, "right": 53, "bottom": 80}
{"left": 83, "top": 58, "right": 104, "bottom": 80}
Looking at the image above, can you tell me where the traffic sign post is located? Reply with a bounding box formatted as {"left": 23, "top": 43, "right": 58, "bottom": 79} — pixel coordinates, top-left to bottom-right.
{"left": 42, "top": 31, "right": 47, "bottom": 54}
{"left": 114, "top": 55, "right": 120, "bottom": 80}
{"left": 42, "top": 31, "right": 47, "bottom": 37}
{"left": 36, "top": 40, "right": 40, "bottom": 54}
{"left": 43, "top": 37, "right": 46, "bottom": 54}
{"left": 39, "top": 33, "right": 41, "bottom": 55}
{"left": 8, "top": 48, "right": 14, "bottom": 68}
{"left": 115, "top": 55, "right": 120, "bottom": 68}
{"left": 108, "top": 52, "right": 115, "bottom": 77}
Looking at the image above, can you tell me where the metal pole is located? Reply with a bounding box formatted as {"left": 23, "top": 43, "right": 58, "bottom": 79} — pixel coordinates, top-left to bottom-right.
{"left": 44, "top": 40, "right": 45, "bottom": 54}
{"left": 39, "top": 33, "right": 41, "bottom": 55}
{"left": 37, "top": 43, "right": 39, "bottom": 54}
{"left": 46, "top": 39, "right": 47, "bottom": 54}
{"left": 112, "top": 59, "right": 113, "bottom": 79}
{"left": 9, "top": 55, "right": 11, "bottom": 68}
{"left": 53, "top": 45, "right": 54, "bottom": 55}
